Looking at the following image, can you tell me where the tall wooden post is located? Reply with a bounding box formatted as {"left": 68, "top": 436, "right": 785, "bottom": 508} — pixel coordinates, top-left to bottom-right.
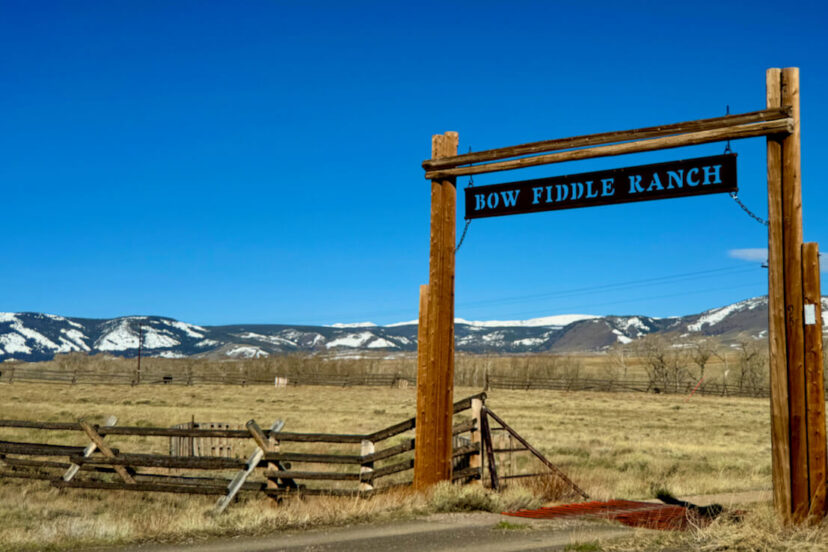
{"left": 767, "top": 66, "right": 792, "bottom": 523}
{"left": 781, "top": 67, "right": 809, "bottom": 523}
{"left": 768, "top": 67, "right": 814, "bottom": 523}
{"left": 802, "top": 242, "right": 827, "bottom": 521}
{"left": 414, "top": 131, "right": 458, "bottom": 490}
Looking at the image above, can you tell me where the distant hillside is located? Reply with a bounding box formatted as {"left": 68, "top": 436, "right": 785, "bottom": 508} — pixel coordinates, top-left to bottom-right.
{"left": 1, "top": 296, "right": 826, "bottom": 362}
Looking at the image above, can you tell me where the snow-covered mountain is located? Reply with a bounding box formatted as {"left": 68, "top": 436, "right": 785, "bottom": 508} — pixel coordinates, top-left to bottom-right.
{"left": 1, "top": 296, "right": 825, "bottom": 362}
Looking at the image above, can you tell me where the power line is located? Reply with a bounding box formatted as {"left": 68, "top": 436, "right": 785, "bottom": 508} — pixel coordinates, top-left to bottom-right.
{"left": 470, "top": 280, "right": 765, "bottom": 320}
{"left": 295, "top": 265, "right": 764, "bottom": 324}
{"left": 457, "top": 265, "right": 758, "bottom": 310}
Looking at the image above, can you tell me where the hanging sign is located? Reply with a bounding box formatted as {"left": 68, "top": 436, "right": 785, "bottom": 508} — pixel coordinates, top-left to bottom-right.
{"left": 464, "top": 153, "right": 737, "bottom": 219}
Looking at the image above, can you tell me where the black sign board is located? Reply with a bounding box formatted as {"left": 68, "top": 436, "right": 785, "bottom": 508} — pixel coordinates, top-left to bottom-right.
{"left": 464, "top": 154, "right": 737, "bottom": 220}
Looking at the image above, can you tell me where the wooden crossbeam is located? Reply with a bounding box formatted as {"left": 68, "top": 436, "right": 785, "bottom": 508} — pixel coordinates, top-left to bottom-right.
{"left": 423, "top": 107, "right": 790, "bottom": 172}
{"left": 63, "top": 415, "right": 117, "bottom": 482}
{"left": 78, "top": 419, "right": 135, "bottom": 484}
{"left": 424, "top": 118, "right": 792, "bottom": 179}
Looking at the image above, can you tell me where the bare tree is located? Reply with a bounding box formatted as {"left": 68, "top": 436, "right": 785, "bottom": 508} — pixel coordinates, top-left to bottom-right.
{"left": 607, "top": 343, "right": 630, "bottom": 379}
{"left": 735, "top": 339, "right": 767, "bottom": 395}
{"left": 634, "top": 336, "right": 691, "bottom": 393}
{"left": 688, "top": 337, "right": 716, "bottom": 383}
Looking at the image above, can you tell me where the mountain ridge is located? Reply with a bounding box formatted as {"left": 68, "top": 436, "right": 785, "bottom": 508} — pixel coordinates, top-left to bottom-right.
{"left": 1, "top": 296, "right": 826, "bottom": 362}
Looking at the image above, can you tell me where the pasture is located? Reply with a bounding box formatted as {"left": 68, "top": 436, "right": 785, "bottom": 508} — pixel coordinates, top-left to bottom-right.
{"left": 0, "top": 381, "right": 777, "bottom": 550}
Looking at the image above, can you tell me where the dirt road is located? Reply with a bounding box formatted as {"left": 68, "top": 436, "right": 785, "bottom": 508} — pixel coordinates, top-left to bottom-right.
{"left": 97, "top": 490, "right": 770, "bottom": 552}
{"left": 102, "top": 513, "right": 629, "bottom": 552}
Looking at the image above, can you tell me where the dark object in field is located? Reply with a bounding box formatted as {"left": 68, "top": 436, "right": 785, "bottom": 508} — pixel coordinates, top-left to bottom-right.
{"left": 656, "top": 490, "right": 724, "bottom": 519}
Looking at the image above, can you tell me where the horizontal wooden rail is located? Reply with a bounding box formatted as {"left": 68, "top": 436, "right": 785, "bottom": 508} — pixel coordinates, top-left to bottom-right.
{"left": 53, "top": 479, "right": 229, "bottom": 495}
{"left": 452, "top": 466, "right": 482, "bottom": 481}
{"left": 366, "top": 392, "right": 485, "bottom": 442}
{"left": 0, "top": 420, "right": 83, "bottom": 431}
{"left": 0, "top": 470, "right": 58, "bottom": 481}
{"left": 71, "top": 453, "right": 245, "bottom": 470}
{"left": 264, "top": 469, "right": 360, "bottom": 481}
{"left": 422, "top": 107, "right": 790, "bottom": 171}
{"left": 452, "top": 443, "right": 481, "bottom": 458}
{"left": 0, "top": 440, "right": 120, "bottom": 457}
{"left": 499, "top": 472, "right": 554, "bottom": 480}
{"left": 424, "top": 118, "right": 793, "bottom": 179}
{"left": 370, "top": 458, "right": 414, "bottom": 480}
{"left": 363, "top": 439, "right": 415, "bottom": 463}
{"left": 263, "top": 451, "right": 363, "bottom": 465}
{"left": 264, "top": 487, "right": 373, "bottom": 498}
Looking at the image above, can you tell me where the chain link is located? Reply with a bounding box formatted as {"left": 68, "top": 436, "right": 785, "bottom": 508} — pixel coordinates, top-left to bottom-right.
{"left": 721, "top": 109, "right": 765, "bottom": 227}
{"left": 723, "top": 104, "right": 733, "bottom": 154}
{"left": 730, "top": 192, "right": 768, "bottom": 227}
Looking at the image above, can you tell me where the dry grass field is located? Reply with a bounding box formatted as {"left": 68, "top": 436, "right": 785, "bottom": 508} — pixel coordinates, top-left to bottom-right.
{"left": 0, "top": 381, "right": 791, "bottom": 550}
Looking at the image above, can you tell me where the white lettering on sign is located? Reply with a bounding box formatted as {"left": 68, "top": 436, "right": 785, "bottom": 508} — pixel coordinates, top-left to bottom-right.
{"left": 805, "top": 304, "right": 817, "bottom": 325}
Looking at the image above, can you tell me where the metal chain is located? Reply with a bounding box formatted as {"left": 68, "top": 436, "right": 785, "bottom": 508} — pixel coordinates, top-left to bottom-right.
{"left": 721, "top": 108, "right": 766, "bottom": 227}
{"left": 730, "top": 192, "right": 768, "bottom": 227}
{"left": 455, "top": 149, "right": 474, "bottom": 253}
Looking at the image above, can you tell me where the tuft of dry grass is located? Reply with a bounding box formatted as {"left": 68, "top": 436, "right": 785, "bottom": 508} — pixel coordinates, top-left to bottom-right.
{"left": 607, "top": 502, "right": 828, "bottom": 551}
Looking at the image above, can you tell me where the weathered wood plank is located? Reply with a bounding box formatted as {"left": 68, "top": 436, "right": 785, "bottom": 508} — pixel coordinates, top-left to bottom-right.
{"left": 452, "top": 443, "right": 481, "bottom": 458}
{"left": 415, "top": 131, "right": 458, "bottom": 490}
{"left": 52, "top": 479, "right": 228, "bottom": 495}
{"left": 779, "top": 68, "right": 808, "bottom": 524}
{"left": 64, "top": 415, "right": 116, "bottom": 482}
{"left": 480, "top": 409, "right": 498, "bottom": 490}
{"left": 451, "top": 466, "right": 482, "bottom": 481}
{"left": 248, "top": 419, "right": 298, "bottom": 490}
{"left": 370, "top": 458, "right": 414, "bottom": 480}
{"left": 0, "top": 440, "right": 117, "bottom": 457}
{"left": 368, "top": 418, "right": 415, "bottom": 443}
{"left": 424, "top": 119, "right": 792, "bottom": 179}
{"left": 263, "top": 488, "right": 373, "bottom": 498}
{"left": 767, "top": 67, "right": 792, "bottom": 524}
{"left": 363, "top": 439, "right": 414, "bottom": 463}
{"left": 79, "top": 420, "right": 135, "bottom": 484}
{"left": 264, "top": 469, "right": 360, "bottom": 481}
{"left": 70, "top": 453, "right": 245, "bottom": 470}
{"left": 262, "top": 451, "right": 363, "bottom": 465}
{"left": 214, "top": 419, "right": 284, "bottom": 515}
{"left": 423, "top": 107, "right": 791, "bottom": 171}
{"left": 802, "top": 242, "right": 827, "bottom": 521}
{"left": 360, "top": 439, "right": 375, "bottom": 492}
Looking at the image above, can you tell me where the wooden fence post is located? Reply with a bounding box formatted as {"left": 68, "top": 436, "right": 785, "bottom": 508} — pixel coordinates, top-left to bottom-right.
{"left": 414, "top": 131, "right": 458, "bottom": 491}
{"left": 469, "top": 396, "right": 483, "bottom": 485}
{"left": 767, "top": 66, "right": 793, "bottom": 523}
{"left": 802, "top": 242, "right": 827, "bottom": 521}
{"left": 360, "top": 439, "right": 375, "bottom": 492}
{"left": 779, "top": 67, "right": 809, "bottom": 523}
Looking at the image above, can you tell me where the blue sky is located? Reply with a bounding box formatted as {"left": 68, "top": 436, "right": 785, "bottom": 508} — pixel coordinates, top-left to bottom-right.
{"left": 2, "top": 1, "right": 827, "bottom": 325}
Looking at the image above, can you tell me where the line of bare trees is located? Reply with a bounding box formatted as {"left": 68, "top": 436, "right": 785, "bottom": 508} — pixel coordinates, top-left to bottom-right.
{"left": 608, "top": 335, "right": 769, "bottom": 395}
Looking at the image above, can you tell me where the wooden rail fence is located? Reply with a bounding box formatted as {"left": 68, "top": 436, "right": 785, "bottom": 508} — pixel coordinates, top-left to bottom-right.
{"left": 0, "top": 392, "right": 584, "bottom": 512}
{"left": 0, "top": 366, "right": 773, "bottom": 397}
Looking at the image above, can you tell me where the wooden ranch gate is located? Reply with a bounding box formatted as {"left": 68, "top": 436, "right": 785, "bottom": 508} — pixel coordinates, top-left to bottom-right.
{"left": 414, "top": 67, "right": 827, "bottom": 524}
